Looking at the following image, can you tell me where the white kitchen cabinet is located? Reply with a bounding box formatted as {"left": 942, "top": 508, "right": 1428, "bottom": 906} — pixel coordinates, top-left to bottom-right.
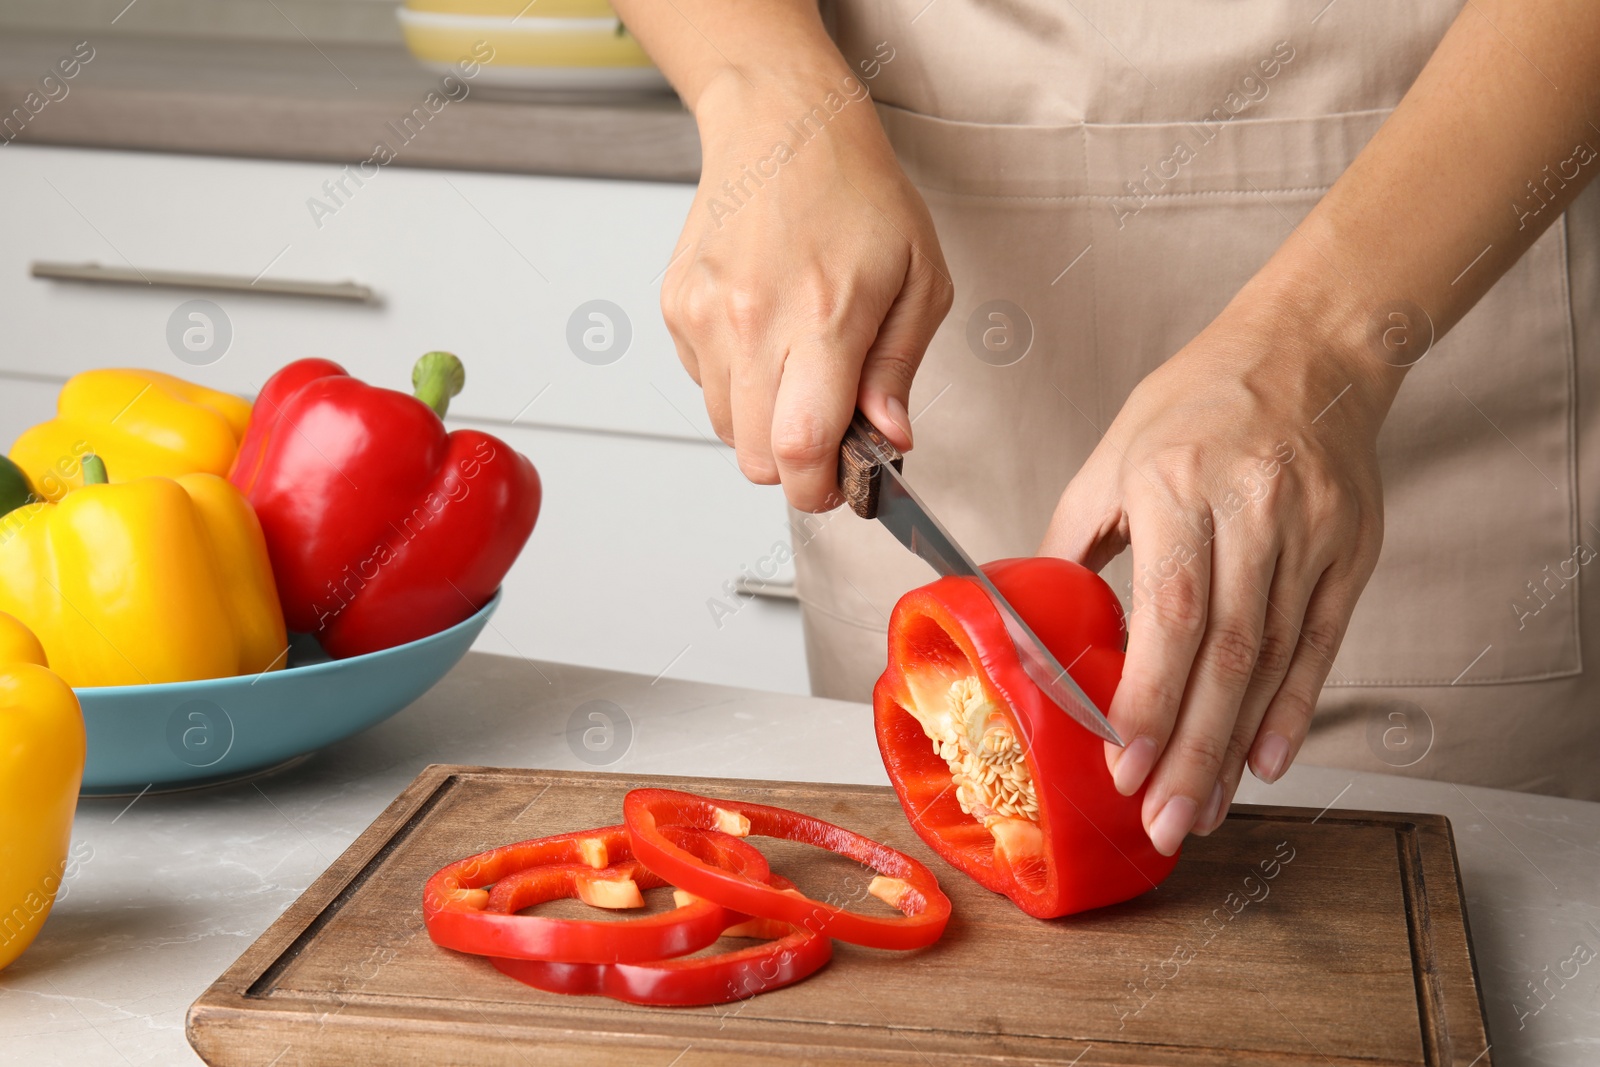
{"left": 0, "top": 143, "right": 713, "bottom": 440}
{"left": 0, "top": 145, "right": 808, "bottom": 695}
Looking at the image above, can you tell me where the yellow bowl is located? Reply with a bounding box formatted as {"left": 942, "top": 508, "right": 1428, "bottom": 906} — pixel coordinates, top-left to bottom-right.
{"left": 397, "top": 10, "right": 651, "bottom": 69}
{"left": 405, "top": 0, "right": 616, "bottom": 15}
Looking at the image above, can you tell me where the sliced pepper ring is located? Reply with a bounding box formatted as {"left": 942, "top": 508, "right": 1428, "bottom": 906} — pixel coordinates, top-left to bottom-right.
{"left": 423, "top": 823, "right": 769, "bottom": 964}
{"left": 489, "top": 876, "right": 833, "bottom": 1006}
{"left": 623, "top": 788, "right": 951, "bottom": 951}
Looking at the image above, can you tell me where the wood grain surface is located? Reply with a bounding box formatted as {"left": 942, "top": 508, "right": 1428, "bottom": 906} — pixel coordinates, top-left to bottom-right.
{"left": 838, "top": 411, "right": 904, "bottom": 519}
{"left": 187, "top": 766, "right": 1492, "bottom": 1066}
{"left": 0, "top": 33, "right": 701, "bottom": 182}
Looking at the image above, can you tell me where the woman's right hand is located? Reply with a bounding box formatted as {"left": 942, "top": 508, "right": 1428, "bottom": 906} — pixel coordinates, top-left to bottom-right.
{"left": 664, "top": 67, "right": 953, "bottom": 511}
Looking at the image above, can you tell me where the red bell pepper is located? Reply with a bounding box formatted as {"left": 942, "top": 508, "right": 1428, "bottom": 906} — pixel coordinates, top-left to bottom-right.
{"left": 623, "top": 788, "right": 951, "bottom": 950}
{"left": 423, "top": 824, "right": 768, "bottom": 964}
{"left": 230, "top": 353, "right": 540, "bottom": 658}
{"left": 489, "top": 874, "right": 833, "bottom": 1006}
{"left": 873, "top": 556, "right": 1178, "bottom": 919}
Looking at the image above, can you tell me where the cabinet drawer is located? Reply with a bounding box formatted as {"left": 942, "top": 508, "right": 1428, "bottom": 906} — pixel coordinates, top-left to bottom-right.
{"left": 0, "top": 143, "right": 709, "bottom": 442}
{"left": 469, "top": 418, "right": 806, "bottom": 695}
{"left": 0, "top": 144, "right": 809, "bottom": 695}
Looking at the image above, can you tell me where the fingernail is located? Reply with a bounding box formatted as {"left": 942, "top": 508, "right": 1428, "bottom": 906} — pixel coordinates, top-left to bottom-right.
{"left": 1252, "top": 732, "right": 1291, "bottom": 783}
{"left": 1112, "top": 736, "right": 1158, "bottom": 796}
{"left": 1149, "top": 795, "right": 1198, "bottom": 856}
{"left": 885, "top": 395, "right": 913, "bottom": 448}
{"left": 1195, "top": 781, "right": 1224, "bottom": 835}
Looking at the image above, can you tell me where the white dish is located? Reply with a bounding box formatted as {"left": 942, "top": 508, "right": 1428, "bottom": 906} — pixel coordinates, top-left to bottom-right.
{"left": 419, "top": 60, "right": 669, "bottom": 94}
{"left": 399, "top": 10, "right": 621, "bottom": 33}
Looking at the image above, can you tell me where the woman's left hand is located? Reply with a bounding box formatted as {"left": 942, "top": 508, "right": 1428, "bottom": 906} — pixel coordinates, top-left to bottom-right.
{"left": 1039, "top": 287, "right": 1396, "bottom": 856}
{"left": 1039, "top": 0, "right": 1600, "bottom": 858}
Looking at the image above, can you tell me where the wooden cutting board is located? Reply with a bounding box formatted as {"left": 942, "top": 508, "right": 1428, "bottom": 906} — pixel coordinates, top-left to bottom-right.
{"left": 187, "top": 765, "right": 1492, "bottom": 1066}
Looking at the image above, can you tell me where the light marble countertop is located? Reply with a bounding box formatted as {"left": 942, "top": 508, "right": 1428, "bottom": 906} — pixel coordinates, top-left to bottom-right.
{"left": 1, "top": 651, "right": 1595, "bottom": 1065}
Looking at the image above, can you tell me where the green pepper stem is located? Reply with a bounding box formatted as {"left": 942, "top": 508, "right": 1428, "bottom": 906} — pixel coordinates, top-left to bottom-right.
{"left": 81, "top": 454, "right": 109, "bottom": 485}
{"left": 0, "top": 455, "right": 36, "bottom": 519}
{"left": 413, "top": 351, "right": 466, "bottom": 418}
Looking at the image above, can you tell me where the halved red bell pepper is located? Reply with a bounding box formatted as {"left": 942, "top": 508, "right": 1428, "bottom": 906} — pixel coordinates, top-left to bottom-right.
{"left": 423, "top": 824, "right": 768, "bottom": 964}
{"left": 489, "top": 874, "right": 833, "bottom": 1006}
{"left": 623, "top": 788, "right": 950, "bottom": 950}
{"left": 874, "top": 556, "right": 1178, "bottom": 918}
{"left": 230, "top": 353, "right": 540, "bottom": 658}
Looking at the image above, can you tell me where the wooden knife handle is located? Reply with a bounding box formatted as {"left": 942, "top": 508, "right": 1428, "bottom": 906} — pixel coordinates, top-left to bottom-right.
{"left": 837, "top": 411, "right": 903, "bottom": 519}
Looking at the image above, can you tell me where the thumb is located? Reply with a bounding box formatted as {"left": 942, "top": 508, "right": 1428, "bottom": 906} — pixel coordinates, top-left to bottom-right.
{"left": 856, "top": 257, "right": 953, "bottom": 452}
{"left": 1040, "top": 471, "right": 1128, "bottom": 573}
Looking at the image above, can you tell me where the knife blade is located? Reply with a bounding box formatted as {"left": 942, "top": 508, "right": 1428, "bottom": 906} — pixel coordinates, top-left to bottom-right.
{"left": 836, "top": 412, "right": 1125, "bottom": 747}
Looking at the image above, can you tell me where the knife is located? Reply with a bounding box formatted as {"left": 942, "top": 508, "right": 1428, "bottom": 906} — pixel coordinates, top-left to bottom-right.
{"left": 837, "top": 411, "right": 1125, "bottom": 747}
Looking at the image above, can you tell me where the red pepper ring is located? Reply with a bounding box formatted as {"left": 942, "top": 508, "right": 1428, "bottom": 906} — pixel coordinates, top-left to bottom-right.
{"left": 483, "top": 859, "right": 663, "bottom": 914}
{"left": 489, "top": 876, "right": 833, "bottom": 1006}
{"left": 423, "top": 824, "right": 769, "bottom": 964}
{"left": 623, "top": 788, "right": 951, "bottom": 951}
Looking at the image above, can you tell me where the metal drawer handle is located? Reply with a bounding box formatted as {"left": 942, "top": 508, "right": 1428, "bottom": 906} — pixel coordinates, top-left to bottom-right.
{"left": 733, "top": 576, "right": 798, "bottom": 601}
{"left": 30, "top": 261, "right": 377, "bottom": 303}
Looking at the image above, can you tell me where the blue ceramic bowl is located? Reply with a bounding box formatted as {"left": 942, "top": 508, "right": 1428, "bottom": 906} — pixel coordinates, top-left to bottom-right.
{"left": 75, "top": 590, "right": 500, "bottom": 795}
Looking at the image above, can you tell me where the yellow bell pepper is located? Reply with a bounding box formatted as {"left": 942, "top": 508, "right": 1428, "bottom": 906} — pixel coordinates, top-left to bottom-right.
{"left": 0, "top": 456, "right": 287, "bottom": 687}
{"left": 9, "top": 369, "right": 251, "bottom": 502}
{"left": 0, "top": 611, "right": 85, "bottom": 971}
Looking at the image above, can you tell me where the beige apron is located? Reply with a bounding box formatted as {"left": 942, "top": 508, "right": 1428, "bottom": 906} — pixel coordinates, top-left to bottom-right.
{"left": 801, "top": 1, "right": 1600, "bottom": 799}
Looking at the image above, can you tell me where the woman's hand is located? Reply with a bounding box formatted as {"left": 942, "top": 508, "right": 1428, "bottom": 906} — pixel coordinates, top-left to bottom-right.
{"left": 1036, "top": 0, "right": 1600, "bottom": 856}
{"left": 1040, "top": 286, "right": 1397, "bottom": 856}
{"left": 663, "top": 69, "right": 953, "bottom": 511}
